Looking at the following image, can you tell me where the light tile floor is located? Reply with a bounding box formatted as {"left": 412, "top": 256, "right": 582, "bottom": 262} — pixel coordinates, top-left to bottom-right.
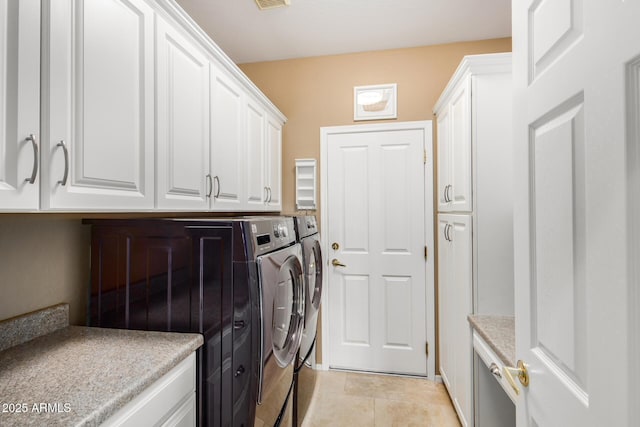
{"left": 301, "top": 370, "right": 462, "bottom": 427}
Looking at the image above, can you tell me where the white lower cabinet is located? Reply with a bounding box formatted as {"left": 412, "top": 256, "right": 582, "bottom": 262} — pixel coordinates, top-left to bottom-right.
{"left": 42, "top": 0, "right": 155, "bottom": 211}
{"left": 155, "top": 15, "right": 210, "bottom": 211}
{"left": 438, "top": 213, "right": 472, "bottom": 426}
{"left": 101, "top": 353, "right": 196, "bottom": 427}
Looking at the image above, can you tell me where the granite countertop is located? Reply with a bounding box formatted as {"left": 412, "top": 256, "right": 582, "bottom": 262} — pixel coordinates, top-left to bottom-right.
{"left": 0, "top": 304, "right": 203, "bottom": 427}
{"left": 467, "top": 314, "right": 515, "bottom": 366}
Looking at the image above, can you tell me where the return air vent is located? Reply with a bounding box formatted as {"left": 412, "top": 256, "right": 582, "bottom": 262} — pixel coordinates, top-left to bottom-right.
{"left": 255, "top": 0, "right": 290, "bottom": 10}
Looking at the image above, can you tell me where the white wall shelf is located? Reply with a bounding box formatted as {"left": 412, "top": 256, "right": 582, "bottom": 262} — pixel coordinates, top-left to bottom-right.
{"left": 295, "top": 159, "right": 317, "bottom": 210}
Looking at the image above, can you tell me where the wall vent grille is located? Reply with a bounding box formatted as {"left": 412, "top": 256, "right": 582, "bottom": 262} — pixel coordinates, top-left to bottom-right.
{"left": 255, "top": 0, "right": 290, "bottom": 10}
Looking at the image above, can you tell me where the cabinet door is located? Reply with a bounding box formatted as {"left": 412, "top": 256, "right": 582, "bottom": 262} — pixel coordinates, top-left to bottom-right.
{"left": 156, "top": 17, "right": 210, "bottom": 211}
{"left": 0, "top": 0, "right": 40, "bottom": 210}
{"left": 438, "top": 213, "right": 473, "bottom": 427}
{"left": 437, "top": 216, "right": 453, "bottom": 390}
{"left": 436, "top": 107, "right": 451, "bottom": 212}
{"left": 265, "top": 115, "right": 282, "bottom": 211}
{"left": 245, "top": 97, "right": 266, "bottom": 210}
{"left": 449, "top": 80, "right": 472, "bottom": 212}
{"left": 210, "top": 66, "right": 244, "bottom": 211}
{"left": 449, "top": 214, "right": 472, "bottom": 426}
{"left": 43, "top": 0, "right": 154, "bottom": 210}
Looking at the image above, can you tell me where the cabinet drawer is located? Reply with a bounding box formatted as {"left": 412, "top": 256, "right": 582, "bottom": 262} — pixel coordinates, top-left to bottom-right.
{"left": 473, "top": 332, "right": 517, "bottom": 403}
{"left": 102, "top": 352, "right": 196, "bottom": 426}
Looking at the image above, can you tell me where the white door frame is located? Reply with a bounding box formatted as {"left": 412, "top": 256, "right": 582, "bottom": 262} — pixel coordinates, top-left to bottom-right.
{"left": 319, "top": 120, "right": 435, "bottom": 380}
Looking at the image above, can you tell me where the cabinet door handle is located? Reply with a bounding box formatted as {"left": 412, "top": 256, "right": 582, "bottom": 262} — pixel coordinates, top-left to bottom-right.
{"left": 445, "top": 224, "right": 453, "bottom": 242}
{"left": 25, "top": 134, "right": 38, "bottom": 184}
{"left": 264, "top": 186, "right": 269, "bottom": 203}
{"left": 445, "top": 184, "right": 452, "bottom": 202}
{"left": 57, "top": 140, "right": 69, "bottom": 186}
{"left": 206, "top": 174, "right": 213, "bottom": 198}
{"left": 267, "top": 187, "right": 272, "bottom": 203}
{"left": 489, "top": 363, "right": 502, "bottom": 379}
{"left": 214, "top": 176, "right": 221, "bottom": 198}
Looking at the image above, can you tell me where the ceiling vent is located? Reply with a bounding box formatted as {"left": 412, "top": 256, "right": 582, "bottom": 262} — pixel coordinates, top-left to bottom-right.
{"left": 255, "top": 0, "right": 290, "bottom": 10}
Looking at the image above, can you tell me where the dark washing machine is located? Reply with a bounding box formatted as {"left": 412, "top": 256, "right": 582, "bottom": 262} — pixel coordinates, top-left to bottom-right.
{"left": 291, "top": 215, "right": 323, "bottom": 427}
{"left": 252, "top": 217, "right": 305, "bottom": 427}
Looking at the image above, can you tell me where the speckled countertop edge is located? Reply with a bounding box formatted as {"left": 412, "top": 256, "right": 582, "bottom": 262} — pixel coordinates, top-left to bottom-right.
{"left": 0, "top": 307, "right": 203, "bottom": 427}
{"left": 467, "top": 314, "right": 515, "bottom": 366}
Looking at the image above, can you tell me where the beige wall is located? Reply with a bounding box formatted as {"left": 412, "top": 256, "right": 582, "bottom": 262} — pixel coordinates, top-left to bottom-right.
{"left": 0, "top": 215, "right": 90, "bottom": 325}
{"left": 240, "top": 38, "right": 512, "bottom": 214}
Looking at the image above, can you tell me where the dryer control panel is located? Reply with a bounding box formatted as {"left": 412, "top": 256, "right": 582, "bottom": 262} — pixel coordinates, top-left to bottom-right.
{"left": 249, "top": 217, "right": 296, "bottom": 257}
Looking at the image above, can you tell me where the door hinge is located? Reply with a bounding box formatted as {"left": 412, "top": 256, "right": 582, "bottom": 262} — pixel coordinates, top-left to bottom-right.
{"left": 424, "top": 149, "right": 427, "bottom": 164}
{"left": 426, "top": 342, "right": 429, "bottom": 356}
{"left": 424, "top": 246, "right": 428, "bottom": 260}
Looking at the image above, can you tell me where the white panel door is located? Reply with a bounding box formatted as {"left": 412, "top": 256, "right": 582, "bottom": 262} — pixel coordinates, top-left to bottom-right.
{"left": 210, "top": 66, "right": 244, "bottom": 211}
{"left": 43, "top": 0, "right": 154, "bottom": 210}
{"left": 0, "top": 0, "right": 40, "bottom": 210}
{"left": 265, "top": 115, "right": 282, "bottom": 211}
{"left": 449, "top": 80, "right": 472, "bottom": 212}
{"left": 325, "top": 122, "right": 430, "bottom": 376}
{"left": 438, "top": 213, "right": 472, "bottom": 427}
{"left": 513, "top": 1, "right": 639, "bottom": 425}
{"left": 245, "top": 97, "right": 266, "bottom": 210}
{"left": 156, "top": 16, "right": 209, "bottom": 211}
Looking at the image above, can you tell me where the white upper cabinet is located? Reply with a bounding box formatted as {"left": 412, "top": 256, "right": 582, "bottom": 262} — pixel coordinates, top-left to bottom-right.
{"left": 0, "top": 0, "right": 40, "bottom": 210}
{"left": 436, "top": 77, "right": 472, "bottom": 212}
{"left": 244, "top": 102, "right": 283, "bottom": 212}
{"left": 42, "top": 0, "right": 155, "bottom": 210}
{"left": 245, "top": 97, "right": 266, "bottom": 210}
{"left": 265, "top": 114, "right": 282, "bottom": 211}
{"left": 156, "top": 15, "right": 210, "bottom": 211}
{"left": 1, "top": 0, "right": 285, "bottom": 213}
{"left": 210, "top": 65, "right": 244, "bottom": 211}
{"left": 448, "top": 82, "right": 472, "bottom": 212}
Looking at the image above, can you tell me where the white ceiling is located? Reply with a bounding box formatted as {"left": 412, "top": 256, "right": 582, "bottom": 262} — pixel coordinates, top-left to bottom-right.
{"left": 175, "top": 0, "right": 512, "bottom": 64}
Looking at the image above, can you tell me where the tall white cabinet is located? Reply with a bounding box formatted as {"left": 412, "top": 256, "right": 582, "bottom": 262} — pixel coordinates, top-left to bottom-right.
{"left": 435, "top": 53, "right": 514, "bottom": 427}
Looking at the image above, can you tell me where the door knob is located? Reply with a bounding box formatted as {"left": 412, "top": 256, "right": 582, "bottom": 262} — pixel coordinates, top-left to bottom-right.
{"left": 503, "top": 360, "right": 529, "bottom": 395}
{"left": 331, "top": 259, "right": 346, "bottom": 267}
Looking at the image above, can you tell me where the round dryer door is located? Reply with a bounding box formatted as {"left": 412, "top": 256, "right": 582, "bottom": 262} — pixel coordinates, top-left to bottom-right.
{"left": 272, "top": 255, "right": 305, "bottom": 367}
